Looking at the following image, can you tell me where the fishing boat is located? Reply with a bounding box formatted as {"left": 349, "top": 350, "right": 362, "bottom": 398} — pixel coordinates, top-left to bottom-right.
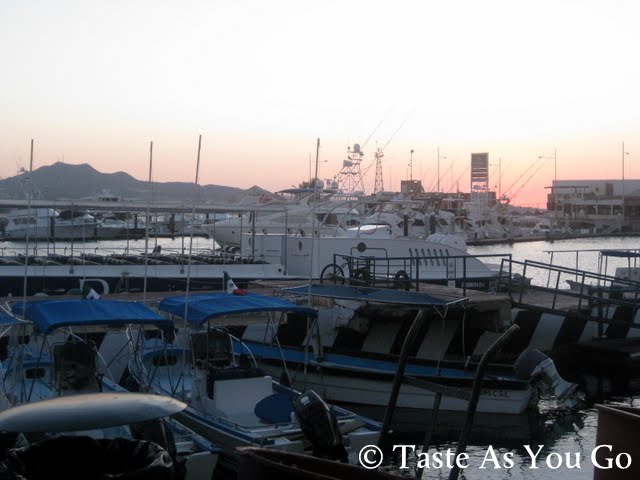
{"left": 1, "top": 299, "right": 220, "bottom": 479}
{"left": 240, "top": 228, "right": 501, "bottom": 284}
{"left": 223, "top": 285, "right": 584, "bottom": 419}
{"left": 128, "top": 292, "right": 382, "bottom": 471}
{"left": 200, "top": 187, "right": 361, "bottom": 248}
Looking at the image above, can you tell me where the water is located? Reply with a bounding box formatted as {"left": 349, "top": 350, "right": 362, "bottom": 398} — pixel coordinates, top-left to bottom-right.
{"left": 0, "top": 235, "right": 218, "bottom": 258}
{"left": 387, "top": 236, "right": 640, "bottom": 479}
{"left": 3, "top": 234, "right": 640, "bottom": 478}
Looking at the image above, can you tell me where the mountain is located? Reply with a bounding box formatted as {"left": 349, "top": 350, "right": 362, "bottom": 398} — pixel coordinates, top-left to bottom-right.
{"left": 0, "top": 162, "right": 271, "bottom": 204}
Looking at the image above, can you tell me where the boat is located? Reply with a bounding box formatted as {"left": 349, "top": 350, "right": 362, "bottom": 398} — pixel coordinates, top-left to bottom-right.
{"left": 240, "top": 228, "right": 501, "bottom": 285}
{"left": 129, "top": 292, "right": 382, "bottom": 471}
{"left": 200, "top": 187, "right": 362, "bottom": 248}
{"left": 3, "top": 208, "right": 98, "bottom": 240}
{"left": 1, "top": 298, "right": 220, "bottom": 479}
{"left": 95, "top": 215, "right": 129, "bottom": 239}
{"left": 0, "top": 392, "right": 219, "bottom": 480}
{"left": 223, "top": 285, "right": 584, "bottom": 419}
{"left": 0, "top": 249, "right": 287, "bottom": 297}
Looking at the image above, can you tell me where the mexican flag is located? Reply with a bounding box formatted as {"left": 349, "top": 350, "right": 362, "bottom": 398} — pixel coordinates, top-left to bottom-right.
{"left": 223, "top": 271, "right": 246, "bottom": 295}
{"left": 81, "top": 283, "right": 100, "bottom": 300}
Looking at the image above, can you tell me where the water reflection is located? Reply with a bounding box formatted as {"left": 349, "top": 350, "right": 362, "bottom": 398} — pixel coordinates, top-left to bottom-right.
{"left": 366, "top": 372, "right": 640, "bottom": 479}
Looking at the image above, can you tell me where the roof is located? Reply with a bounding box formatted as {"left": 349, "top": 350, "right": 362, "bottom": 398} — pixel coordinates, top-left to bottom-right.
{"left": 158, "top": 293, "right": 316, "bottom": 326}
{"left": 279, "top": 284, "right": 468, "bottom": 307}
{"left": 11, "top": 299, "right": 172, "bottom": 334}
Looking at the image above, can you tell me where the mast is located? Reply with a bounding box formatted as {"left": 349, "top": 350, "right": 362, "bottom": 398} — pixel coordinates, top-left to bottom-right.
{"left": 142, "top": 141, "right": 153, "bottom": 305}
{"left": 183, "top": 134, "right": 203, "bottom": 324}
{"left": 22, "top": 139, "right": 34, "bottom": 302}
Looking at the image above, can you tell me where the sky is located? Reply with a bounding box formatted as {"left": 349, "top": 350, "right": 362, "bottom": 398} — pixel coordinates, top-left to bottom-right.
{"left": 1, "top": 0, "right": 639, "bottom": 208}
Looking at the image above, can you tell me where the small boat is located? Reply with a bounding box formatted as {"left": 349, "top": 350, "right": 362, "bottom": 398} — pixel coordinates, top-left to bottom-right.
{"left": 0, "top": 392, "right": 220, "bottom": 480}
{"left": 129, "top": 292, "right": 382, "bottom": 471}
{"left": 2, "top": 299, "right": 220, "bottom": 479}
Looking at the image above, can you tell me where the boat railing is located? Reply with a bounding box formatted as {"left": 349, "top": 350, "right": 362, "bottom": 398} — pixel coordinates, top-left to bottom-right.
{"left": 320, "top": 252, "right": 512, "bottom": 295}
{"left": 543, "top": 247, "right": 640, "bottom": 287}
{"left": 499, "top": 257, "right": 640, "bottom": 331}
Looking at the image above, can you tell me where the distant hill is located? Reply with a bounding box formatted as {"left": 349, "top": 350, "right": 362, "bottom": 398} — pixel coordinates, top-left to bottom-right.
{"left": 0, "top": 162, "right": 271, "bottom": 204}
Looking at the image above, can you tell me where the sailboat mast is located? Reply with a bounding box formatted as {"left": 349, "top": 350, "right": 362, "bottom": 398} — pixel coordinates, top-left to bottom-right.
{"left": 22, "top": 139, "right": 34, "bottom": 302}
{"left": 143, "top": 141, "right": 153, "bottom": 305}
{"left": 183, "top": 134, "right": 203, "bottom": 324}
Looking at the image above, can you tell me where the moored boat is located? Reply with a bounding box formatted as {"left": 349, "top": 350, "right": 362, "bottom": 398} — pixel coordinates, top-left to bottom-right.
{"left": 128, "top": 292, "right": 382, "bottom": 471}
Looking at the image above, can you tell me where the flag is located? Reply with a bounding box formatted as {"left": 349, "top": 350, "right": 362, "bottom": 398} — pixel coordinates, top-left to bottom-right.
{"left": 81, "top": 283, "right": 100, "bottom": 300}
{"left": 223, "top": 271, "right": 246, "bottom": 295}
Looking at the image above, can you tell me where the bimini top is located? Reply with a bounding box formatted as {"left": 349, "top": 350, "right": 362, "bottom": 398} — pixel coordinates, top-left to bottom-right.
{"left": 158, "top": 293, "right": 316, "bottom": 326}
{"left": 11, "top": 299, "right": 172, "bottom": 334}
{"left": 279, "top": 284, "right": 468, "bottom": 307}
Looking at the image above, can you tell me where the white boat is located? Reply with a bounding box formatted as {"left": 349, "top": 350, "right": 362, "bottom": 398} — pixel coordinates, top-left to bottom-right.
{"left": 241, "top": 228, "right": 499, "bottom": 284}
{"left": 3, "top": 208, "right": 98, "bottom": 240}
{"left": 359, "top": 195, "right": 459, "bottom": 238}
{"left": 1, "top": 299, "right": 220, "bottom": 479}
{"left": 201, "top": 188, "right": 361, "bottom": 247}
{"left": 129, "top": 293, "right": 382, "bottom": 471}
{"left": 0, "top": 252, "right": 287, "bottom": 297}
{"left": 0, "top": 393, "right": 219, "bottom": 480}
{"left": 95, "top": 215, "right": 129, "bottom": 239}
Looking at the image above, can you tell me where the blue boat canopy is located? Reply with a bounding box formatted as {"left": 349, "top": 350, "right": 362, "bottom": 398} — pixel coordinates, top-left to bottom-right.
{"left": 12, "top": 300, "right": 172, "bottom": 334}
{"left": 158, "top": 293, "right": 316, "bottom": 326}
{"left": 279, "top": 284, "right": 468, "bottom": 307}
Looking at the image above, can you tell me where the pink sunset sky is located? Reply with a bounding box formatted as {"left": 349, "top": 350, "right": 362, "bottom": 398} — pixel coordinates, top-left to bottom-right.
{"left": 1, "top": 0, "right": 639, "bottom": 208}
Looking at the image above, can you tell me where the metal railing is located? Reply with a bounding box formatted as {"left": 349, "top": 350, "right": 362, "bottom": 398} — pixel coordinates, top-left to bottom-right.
{"left": 319, "top": 252, "right": 512, "bottom": 295}
{"left": 499, "top": 257, "right": 640, "bottom": 331}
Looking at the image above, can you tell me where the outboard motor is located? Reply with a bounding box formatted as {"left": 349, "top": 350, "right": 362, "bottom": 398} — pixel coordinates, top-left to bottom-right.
{"left": 514, "top": 347, "right": 585, "bottom": 409}
{"left": 292, "top": 390, "right": 348, "bottom": 462}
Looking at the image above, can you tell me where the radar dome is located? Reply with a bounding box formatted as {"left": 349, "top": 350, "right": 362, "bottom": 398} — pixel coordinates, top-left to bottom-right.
{"left": 353, "top": 143, "right": 361, "bottom": 153}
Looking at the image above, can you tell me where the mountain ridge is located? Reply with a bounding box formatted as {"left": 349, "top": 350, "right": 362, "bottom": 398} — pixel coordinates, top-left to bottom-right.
{"left": 0, "top": 162, "right": 270, "bottom": 203}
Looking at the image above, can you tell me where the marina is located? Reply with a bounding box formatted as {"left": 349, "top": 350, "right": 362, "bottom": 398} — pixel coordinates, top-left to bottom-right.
{"left": 0, "top": 233, "right": 638, "bottom": 478}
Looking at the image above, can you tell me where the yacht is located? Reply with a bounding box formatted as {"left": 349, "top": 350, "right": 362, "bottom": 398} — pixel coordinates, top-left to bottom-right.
{"left": 3, "top": 208, "right": 98, "bottom": 240}
{"left": 200, "top": 187, "right": 361, "bottom": 247}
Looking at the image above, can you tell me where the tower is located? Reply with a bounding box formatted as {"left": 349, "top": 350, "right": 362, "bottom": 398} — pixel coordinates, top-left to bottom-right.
{"left": 333, "top": 144, "right": 366, "bottom": 195}
{"left": 373, "top": 147, "right": 384, "bottom": 193}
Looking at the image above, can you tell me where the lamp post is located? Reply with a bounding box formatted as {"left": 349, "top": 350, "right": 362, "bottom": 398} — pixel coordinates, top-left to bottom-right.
{"left": 539, "top": 148, "right": 558, "bottom": 218}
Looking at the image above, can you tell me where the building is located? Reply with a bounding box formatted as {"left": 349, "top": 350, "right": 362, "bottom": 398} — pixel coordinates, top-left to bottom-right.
{"left": 547, "top": 179, "right": 640, "bottom": 232}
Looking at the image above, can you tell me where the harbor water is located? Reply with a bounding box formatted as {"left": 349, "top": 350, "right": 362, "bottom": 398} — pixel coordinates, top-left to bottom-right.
{"left": 383, "top": 236, "right": 640, "bottom": 479}
{"left": 2, "top": 234, "right": 639, "bottom": 479}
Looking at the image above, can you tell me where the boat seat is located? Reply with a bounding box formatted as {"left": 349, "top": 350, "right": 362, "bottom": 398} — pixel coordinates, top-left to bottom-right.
{"left": 209, "top": 374, "right": 273, "bottom": 416}
{"left": 254, "top": 393, "right": 294, "bottom": 424}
